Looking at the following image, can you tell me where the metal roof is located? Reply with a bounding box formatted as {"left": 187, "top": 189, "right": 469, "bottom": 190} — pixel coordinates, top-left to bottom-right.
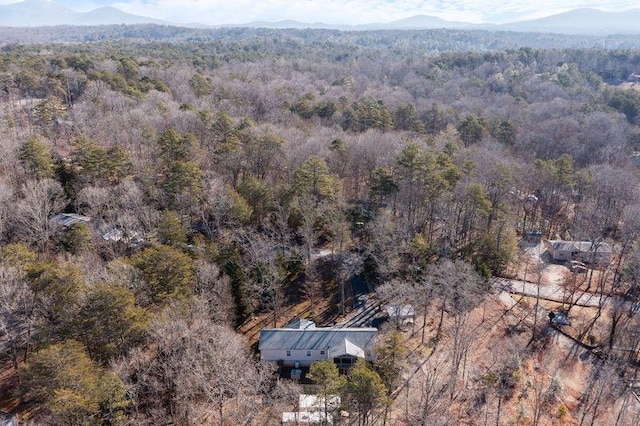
{"left": 550, "top": 240, "right": 612, "bottom": 253}
{"left": 385, "top": 304, "right": 415, "bottom": 318}
{"left": 285, "top": 318, "right": 317, "bottom": 330}
{"left": 299, "top": 394, "right": 340, "bottom": 410}
{"left": 54, "top": 213, "right": 91, "bottom": 227}
{"left": 259, "top": 327, "right": 378, "bottom": 352}
{"left": 328, "top": 338, "right": 365, "bottom": 359}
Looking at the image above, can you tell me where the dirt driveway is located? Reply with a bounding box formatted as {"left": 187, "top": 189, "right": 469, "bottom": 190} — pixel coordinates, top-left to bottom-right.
{"left": 519, "top": 242, "right": 568, "bottom": 286}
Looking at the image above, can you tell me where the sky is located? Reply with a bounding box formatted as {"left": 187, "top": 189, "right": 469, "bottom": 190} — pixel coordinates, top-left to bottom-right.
{"left": 5, "top": 0, "right": 640, "bottom": 25}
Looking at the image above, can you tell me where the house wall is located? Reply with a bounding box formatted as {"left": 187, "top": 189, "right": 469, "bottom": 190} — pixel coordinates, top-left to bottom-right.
{"left": 574, "top": 251, "right": 611, "bottom": 264}
{"left": 553, "top": 249, "right": 611, "bottom": 264}
{"left": 553, "top": 249, "right": 571, "bottom": 260}
{"left": 260, "top": 349, "right": 330, "bottom": 367}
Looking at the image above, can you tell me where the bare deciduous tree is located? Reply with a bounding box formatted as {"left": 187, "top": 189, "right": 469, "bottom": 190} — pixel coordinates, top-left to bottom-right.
{"left": 376, "top": 279, "right": 414, "bottom": 331}
{"left": 0, "top": 265, "right": 35, "bottom": 371}
{"left": 407, "top": 355, "right": 452, "bottom": 426}
{"left": 123, "top": 301, "right": 268, "bottom": 425}
{"left": 194, "top": 259, "right": 235, "bottom": 326}
{"left": 0, "top": 184, "right": 12, "bottom": 241}
{"left": 578, "top": 360, "right": 625, "bottom": 426}
{"left": 14, "top": 178, "right": 67, "bottom": 248}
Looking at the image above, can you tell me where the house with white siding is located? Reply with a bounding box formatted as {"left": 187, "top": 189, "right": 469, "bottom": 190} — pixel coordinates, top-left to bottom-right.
{"left": 547, "top": 240, "right": 612, "bottom": 265}
{"left": 258, "top": 320, "right": 378, "bottom": 369}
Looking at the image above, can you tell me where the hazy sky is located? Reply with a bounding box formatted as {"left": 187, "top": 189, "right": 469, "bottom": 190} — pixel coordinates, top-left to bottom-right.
{"left": 8, "top": 0, "right": 640, "bottom": 25}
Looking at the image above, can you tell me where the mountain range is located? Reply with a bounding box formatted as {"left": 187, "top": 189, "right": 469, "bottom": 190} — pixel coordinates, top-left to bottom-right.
{"left": 0, "top": 0, "right": 165, "bottom": 26}
{"left": 0, "top": 0, "right": 639, "bottom": 35}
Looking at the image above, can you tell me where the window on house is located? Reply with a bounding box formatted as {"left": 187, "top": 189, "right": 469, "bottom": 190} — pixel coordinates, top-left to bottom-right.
{"left": 307, "top": 351, "right": 311, "bottom": 356}
{"left": 286, "top": 350, "right": 291, "bottom": 357}
{"left": 320, "top": 350, "right": 325, "bottom": 355}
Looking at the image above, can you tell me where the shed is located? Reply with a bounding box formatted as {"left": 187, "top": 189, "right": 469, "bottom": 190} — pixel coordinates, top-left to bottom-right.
{"left": 299, "top": 394, "right": 340, "bottom": 411}
{"left": 385, "top": 305, "right": 415, "bottom": 323}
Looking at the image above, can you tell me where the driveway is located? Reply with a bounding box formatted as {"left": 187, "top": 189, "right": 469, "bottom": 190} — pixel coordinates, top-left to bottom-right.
{"left": 496, "top": 277, "right": 634, "bottom": 311}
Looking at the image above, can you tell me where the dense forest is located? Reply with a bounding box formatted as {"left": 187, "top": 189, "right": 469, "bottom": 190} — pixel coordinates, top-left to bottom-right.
{"left": 2, "top": 26, "right": 640, "bottom": 425}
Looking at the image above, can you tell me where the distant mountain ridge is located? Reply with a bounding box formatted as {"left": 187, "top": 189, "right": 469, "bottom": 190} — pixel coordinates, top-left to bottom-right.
{"left": 0, "top": 0, "right": 165, "bottom": 26}
{"left": 237, "top": 15, "right": 489, "bottom": 31}
{"left": 0, "top": 1, "right": 638, "bottom": 34}
{"left": 499, "top": 8, "right": 640, "bottom": 34}
{"left": 232, "top": 8, "right": 640, "bottom": 34}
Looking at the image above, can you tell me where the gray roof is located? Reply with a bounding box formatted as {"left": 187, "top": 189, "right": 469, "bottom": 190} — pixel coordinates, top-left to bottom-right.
{"left": 259, "top": 327, "right": 378, "bottom": 352}
{"left": 328, "top": 338, "right": 365, "bottom": 358}
{"left": 54, "top": 213, "right": 91, "bottom": 227}
{"left": 550, "top": 240, "right": 612, "bottom": 253}
{"left": 285, "top": 318, "right": 316, "bottom": 330}
{"left": 299, "top": 394, "right": 340, "bottom": 410}
{"left": 385, "top": 304, "right": 415, "bottom": 318}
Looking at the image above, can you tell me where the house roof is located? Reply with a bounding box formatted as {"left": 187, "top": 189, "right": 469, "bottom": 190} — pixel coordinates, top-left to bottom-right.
{"left": 550, "top": 240, "right": 612, "bottom": 253}
{"left": 54, "top": 213, "right": 91, "bottom": 227}
{"left": 328, "top": 338, "right": 365, "bottom": 359}
{"left": 550, "top": 241, "right": 576, "bottom": 252}
{"left": 385, "top": 304, "right": 415, "bottom": 318}
{"left": 299, "top": 394, "right": 340, "bottom": 410}
{"left": 259, "top": 327, "right": 378, "bottom": 352}
{"left": 285, "top": 318, "right": 316, "bottom": 330}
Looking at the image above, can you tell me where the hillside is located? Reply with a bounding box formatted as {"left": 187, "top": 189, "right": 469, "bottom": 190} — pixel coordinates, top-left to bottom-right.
{"left": 0, "top": 27, "right": 640, "bottom": 425}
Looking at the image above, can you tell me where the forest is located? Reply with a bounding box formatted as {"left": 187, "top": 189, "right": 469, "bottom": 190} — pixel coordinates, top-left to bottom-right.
{"left": 1, "top": 25, "right": 640, "bottom": 425}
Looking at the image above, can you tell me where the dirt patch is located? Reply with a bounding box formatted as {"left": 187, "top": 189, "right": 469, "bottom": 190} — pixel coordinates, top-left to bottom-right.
{"left": 384, "top": 284, "right": 613, "bottom": 425}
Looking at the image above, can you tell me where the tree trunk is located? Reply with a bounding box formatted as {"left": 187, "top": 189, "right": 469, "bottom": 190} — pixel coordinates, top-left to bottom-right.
{"left": 421, "top": 308, "right": 428, "bottom": 344}
{"left": 436, "top": 303, "right": 445, "bottom": 340}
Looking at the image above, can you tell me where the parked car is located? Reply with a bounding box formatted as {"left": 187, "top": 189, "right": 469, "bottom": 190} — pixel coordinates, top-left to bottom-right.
{"left": 569, "top": 260, "right": 588, "bottom": 273}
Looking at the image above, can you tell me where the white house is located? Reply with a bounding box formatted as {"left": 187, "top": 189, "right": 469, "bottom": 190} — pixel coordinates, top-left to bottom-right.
{"left": 548, "top": 240, "right": 612, "bottom": 265}
{"left": 259, "top": 320, "right": 378, "bottom": 368}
